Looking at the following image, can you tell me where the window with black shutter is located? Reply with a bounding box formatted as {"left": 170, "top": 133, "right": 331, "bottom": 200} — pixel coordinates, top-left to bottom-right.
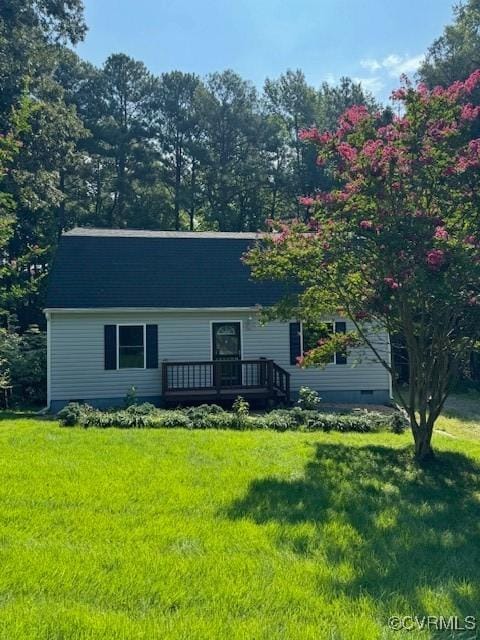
{"left": 118, "top": 325, "right": 145, "bottom": 369}
{"left": 104, "top": 325, "right": 117, "bottom": 370}
{"left": 145, "top": 325, "right": 158, "bottom": 369}
{"left": 289, "top": 322, "right": 302, "bottom": 365}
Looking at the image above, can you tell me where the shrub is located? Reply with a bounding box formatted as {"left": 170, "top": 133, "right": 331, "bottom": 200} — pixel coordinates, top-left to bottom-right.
{"left": 388, "top": 411, "right": 408, "bottom": 434}
{"left": 125, "top": 402, "right": 157, "bottom": 416}
{"left": 57, "top": 400, "right": 402, "bottom": 434}
{"left": 232, "top": 396, "right": 250, "bottom": 429}
{"left": 124, "top": 386, "right": 138, "bottom": 407}
{"left": 264, "top": 410, "right": 299, "bottom": 432}
{"left": 57, "top": 402, "right": 85, "bottom": 427}
{"left": 0, "top": 324, "right": 47, "bottom": 405}
{"left": 160, "top": 412, "right": 193, "bottom": 429}
{"left": 297, "top": 386, "right": 321, "bottom": 411}
{"left": 184, "top": 404, "right": 225, "bottom": 416}
{"left": 183, "top": 404, "right": 225, "bottom": 428}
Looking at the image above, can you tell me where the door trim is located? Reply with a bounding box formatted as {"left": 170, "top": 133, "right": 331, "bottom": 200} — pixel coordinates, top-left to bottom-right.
{"left": 209, "top": 320, "right": 244, "bottom": 361}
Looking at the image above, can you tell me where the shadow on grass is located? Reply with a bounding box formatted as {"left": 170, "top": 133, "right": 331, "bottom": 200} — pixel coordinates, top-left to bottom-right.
{"left": 226, "top": 443, "right": 480, "bottom": 626}
{"left": 0, "top": 409, "right": 53, "bottom": 422}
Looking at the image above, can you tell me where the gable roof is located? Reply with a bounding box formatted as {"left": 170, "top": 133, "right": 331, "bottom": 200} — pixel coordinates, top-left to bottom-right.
{"left": 46, "top": 228, "right": 290, "bottom": 310}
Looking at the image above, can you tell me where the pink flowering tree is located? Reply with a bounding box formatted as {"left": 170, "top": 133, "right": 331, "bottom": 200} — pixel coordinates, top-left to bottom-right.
{"left": 246, "top": 72, "right": 480, "bottom": 463}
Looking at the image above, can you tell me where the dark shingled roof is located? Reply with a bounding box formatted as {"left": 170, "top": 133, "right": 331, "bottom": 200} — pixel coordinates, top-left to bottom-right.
{"left": 46, "top": 228, "right": 289, "bottom": 309}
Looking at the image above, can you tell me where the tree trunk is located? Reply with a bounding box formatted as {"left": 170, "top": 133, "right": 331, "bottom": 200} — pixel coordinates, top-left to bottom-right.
{"left": 412, "top": 423, "right": 435, "bottom": 465}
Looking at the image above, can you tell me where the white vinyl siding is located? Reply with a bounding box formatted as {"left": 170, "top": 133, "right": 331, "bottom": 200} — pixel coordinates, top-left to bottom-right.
{"left": 48, "top": 310, "right": 390, "bottom": 403}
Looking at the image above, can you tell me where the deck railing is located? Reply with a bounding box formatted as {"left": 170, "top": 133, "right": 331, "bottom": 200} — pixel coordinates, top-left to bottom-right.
{"left": 162, "top": 358, "right": 290, "bottom": 401}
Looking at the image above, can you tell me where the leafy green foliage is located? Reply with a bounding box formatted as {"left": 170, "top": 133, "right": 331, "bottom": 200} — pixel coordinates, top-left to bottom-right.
{"left": 419, "top": 0, "right": 480, "bottom": 86}
{"left": 246, "top": 74, "right": 480, "bottom": 462}
{"left": 0, "top": 323, "right": 46, "bottom": 404}
{"left": 56, "top": 401, "right": 402, "bottom": 433}
{"left": 297, "top": 386, "right": 321, "bottom": 410}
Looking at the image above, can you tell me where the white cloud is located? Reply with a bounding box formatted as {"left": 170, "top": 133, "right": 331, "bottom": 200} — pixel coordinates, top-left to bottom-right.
{"left": 359, "top": 53, "right": 425, "bottom": 79}
{"left": 360, "top": 58, "right": 382, "bottom": 73}
{"left": 353, "top": 76, "right": 385, "bottom": 96}
{"left": 388, "top": 54, "right": 424, "bottom": 76}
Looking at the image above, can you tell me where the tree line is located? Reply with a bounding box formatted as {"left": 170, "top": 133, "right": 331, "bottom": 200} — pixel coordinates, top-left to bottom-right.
{"left": 1, "top": 0, "right": 480, "bottom": 330}
{"left": 0, "top": 1, "right": 379, "bottom": 327}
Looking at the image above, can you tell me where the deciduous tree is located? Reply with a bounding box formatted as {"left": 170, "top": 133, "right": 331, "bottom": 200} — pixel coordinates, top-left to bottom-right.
{"left": 246, "top": 73, "right": 480, "bottom": 463}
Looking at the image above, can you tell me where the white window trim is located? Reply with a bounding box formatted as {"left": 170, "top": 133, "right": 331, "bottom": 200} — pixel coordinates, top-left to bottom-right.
{"left": 117, "top": 323, "right": 146, "bottom": 370}
{"left": 300, "top": 321, "right": 338, "bottom": 365}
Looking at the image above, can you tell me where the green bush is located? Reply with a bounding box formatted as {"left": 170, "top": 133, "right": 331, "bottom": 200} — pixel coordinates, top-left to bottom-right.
{"left": 297, "top": 386, "right": 321, "bottom": 411}
{"left": 0, "top": 324, "right": 46, "bottom": 405}
{"left": 160, "top": 412, "right": 193, "bottom": 429}
{"left": 57, "top": 401, "right": 403, "bottom": 434}
{"left": 183, "top": 404, "right": 225, "bottom": 428}
{"left": 57, "top": 402, "right": 85, "bottom": 427}
{"left": 264, "top": 410, "right": 300, "bottom": 432}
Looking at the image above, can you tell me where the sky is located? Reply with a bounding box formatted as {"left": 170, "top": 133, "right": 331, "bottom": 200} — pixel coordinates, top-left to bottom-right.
{"left": 76, "top": 0, "right": 456, "bottom": 103}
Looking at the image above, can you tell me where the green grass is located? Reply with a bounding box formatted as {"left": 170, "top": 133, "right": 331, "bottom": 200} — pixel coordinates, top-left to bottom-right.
{"left": 0, "top": 411, "right": 480, "bottom": 639}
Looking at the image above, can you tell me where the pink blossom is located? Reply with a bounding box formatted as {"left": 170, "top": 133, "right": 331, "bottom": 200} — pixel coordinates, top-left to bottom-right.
{"left": 341, "top": 104, "right": 371, "bottom": 126}
{"left": 464, "top": 69, "right": 480, "bottom": 94}
{"left": 319, "top": 131, "right": 333, "bottom": 144}
{"left": 417, "top": 83, "right": 430, "bottom": 98}
{"left": 465, "top": 235, "right": 477, "bottom": 246}
{"left": 359, "top": 220, "right": 374, "bottom": 230}
{"left": 434, "top": 226, "right": 449, "bottom": 241}
{"left": 426, "top": 248, "right": 445, "bottom": 270}
{"left": 427, "top": 120, "right": 458, "bottom": 140}
{"left": 384, "top": 277, "right": 400, "bottom": 290}
{"left": 298, "top": 196, "right": 315, "bottom": 207}
{"left": 461, "top": 104, "right": 480, "bottom": 121}
{"left": 381, "top": 144, "right": 397, "bottom": 162}
{"left": 337, "top": 142, "right": 358, "bottom": 163}
{"left": 391, "top": 88, "right": 407, "bottom": 100}
{"left": 469, "top": 138, "right": 480, "bottom": 154}
{"left": 299, "top": 128, "right": 319, "bottom": 142}
{"left": 363, "top": 140, "right": 383, "bottom": 158}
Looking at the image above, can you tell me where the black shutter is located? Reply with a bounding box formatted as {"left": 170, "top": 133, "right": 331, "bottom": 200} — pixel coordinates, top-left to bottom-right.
{"left": 104, "top": 325, "right": 117, "bottom": 370}
{"left": 289, "top": 322, "right": 302, "bottom": 365}
{"left": 335, "top": 321, "right": 347, "bottom": 364}
{"left": 146, "top": 324, "right": 158, "bottom": 369}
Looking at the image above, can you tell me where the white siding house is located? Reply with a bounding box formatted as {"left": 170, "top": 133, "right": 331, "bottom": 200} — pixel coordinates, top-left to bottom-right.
{"left": 45, "top": 229, "right": 391, "bottom": 411}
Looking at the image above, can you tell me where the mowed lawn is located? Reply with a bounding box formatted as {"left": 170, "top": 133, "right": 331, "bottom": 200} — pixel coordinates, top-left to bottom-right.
{"left": 1, "top": 406, "right": 480, "bottom": 639}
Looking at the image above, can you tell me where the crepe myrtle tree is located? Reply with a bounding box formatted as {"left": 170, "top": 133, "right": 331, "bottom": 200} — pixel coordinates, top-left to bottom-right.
{"left": 245, "top": 72, "right": 480, "bottom": 463}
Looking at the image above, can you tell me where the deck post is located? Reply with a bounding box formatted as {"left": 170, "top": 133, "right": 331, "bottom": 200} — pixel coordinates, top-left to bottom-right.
{"left": 266, "top": 359, "right": 273, "bottom": 395}
{"left": 214, "top": 360, "right": 221, "bottom": 397}
{"left": 161, "top": 360, "right": 168, "bottom": 396}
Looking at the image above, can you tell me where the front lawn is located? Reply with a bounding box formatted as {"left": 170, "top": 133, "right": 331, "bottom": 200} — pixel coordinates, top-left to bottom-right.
{"left": 0, "top": 414, "right": 479, "bottom": 639}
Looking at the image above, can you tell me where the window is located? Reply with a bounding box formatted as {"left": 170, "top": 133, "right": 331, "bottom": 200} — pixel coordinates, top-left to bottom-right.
{"left": 302, "top": 322, "right": 334, "bottom": 363}
{"left": 301, "top": 321, "right": 346, "bottom": 365}
{"left": 118, "top": 325, "right": 145, "bottom": 369}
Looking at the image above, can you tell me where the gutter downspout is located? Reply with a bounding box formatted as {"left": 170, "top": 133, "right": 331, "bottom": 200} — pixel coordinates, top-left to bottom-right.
{"left": 45, "top": 310, "right": 51, "bottom": 411}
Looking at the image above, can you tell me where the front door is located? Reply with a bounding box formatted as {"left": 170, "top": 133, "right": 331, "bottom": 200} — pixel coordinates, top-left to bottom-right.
{"left": 212, "top": 322, "right": 242, "bottom": 387}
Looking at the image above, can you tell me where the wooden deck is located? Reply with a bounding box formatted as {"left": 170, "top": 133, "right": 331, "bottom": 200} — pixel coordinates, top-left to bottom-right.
{"left": 162, "top": 359, "right": 290, "bottom": 404}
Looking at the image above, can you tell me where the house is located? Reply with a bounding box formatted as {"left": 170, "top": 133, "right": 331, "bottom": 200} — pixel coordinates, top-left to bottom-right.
{"left": 44, "top": 228, "right": 392, "bottom": 411}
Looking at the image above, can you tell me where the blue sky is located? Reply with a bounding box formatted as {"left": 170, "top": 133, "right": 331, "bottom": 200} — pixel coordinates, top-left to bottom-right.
{"left": 76, "top": 0, "right": 455, "bottom": 103}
